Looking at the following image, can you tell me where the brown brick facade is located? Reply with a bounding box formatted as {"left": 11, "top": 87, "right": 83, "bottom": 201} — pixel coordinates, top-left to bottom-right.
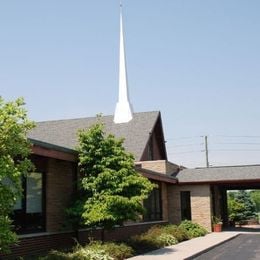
{"left": 0, "top": 232, "right": 76, "bottom": 259}
{"left": 0, "top": 222, "right": 167, "bottom": 259}
{"left": 46, "top": 158, "right": 76, "bottom": 232}
{"left": 161, "top": 183, "right": 169, "bottom": 221}
{"left": 138, "top": 160, "right": 179, "bottom": 175}
{"left": 167, "top": 184, "right": 213, "bottom": 231}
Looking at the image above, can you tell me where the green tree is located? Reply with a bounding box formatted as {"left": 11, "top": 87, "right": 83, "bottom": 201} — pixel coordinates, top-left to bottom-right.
{"left": 0, "top": 97, "right": 34, "bottom": 253}
{"left": 250, "top": 190, "right": 260, "bottom": 212}
{"left": 235, "top": 190, "right": 256, "bottom": 220}
{"left": 228, "top": 197, "right": 246, "bottom": 222}
{"left": 68, "top": 121, "right": 155, "bottom": 240}
{"left": 228, "top": 190, "right": 257, "bottom": 223}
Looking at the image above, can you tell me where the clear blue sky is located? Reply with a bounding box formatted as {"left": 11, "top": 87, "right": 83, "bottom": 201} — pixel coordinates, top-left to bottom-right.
{"left": 1, "top": 1, "right": 260, "bottom": 167}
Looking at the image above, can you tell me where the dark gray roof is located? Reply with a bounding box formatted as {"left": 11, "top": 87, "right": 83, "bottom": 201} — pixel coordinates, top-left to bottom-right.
{"left": 28, "top": 111, "right": 160, "bottom": 160}
{"left": 174, "top": 165, "right": 260, "bottom": 183}
{"left": 137, "top": 167, "right": 178, "bottom": 184}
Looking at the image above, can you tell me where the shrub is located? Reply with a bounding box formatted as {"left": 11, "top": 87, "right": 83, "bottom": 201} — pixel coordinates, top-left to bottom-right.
{"left": 129, "top": 225, "right": 179, "bottom": 250}
{"left": 157, "top": 233, "right": 178, "bottom": 246}
{"left": 179, "top": 220, "right": 208, "bottom": 239}
{"left": 161, "top": 225, "right": 189, "bottom": 242}
{"left": 88, "top": 241, "right": 133, "bottom": 260}
{"left": 70, "top": 247, "right": 113, "bottom": 260}
{"left": 42, "top": 250, "right": 73, "bottom": 260}
{"left": 43, "top": 241, "right": 132, "bottom": 260}
{"left": 44, "top": 247, "right": 112, "bottom": 260}
{"left": 128, "top": 235, "right": 159, "bottom": 254}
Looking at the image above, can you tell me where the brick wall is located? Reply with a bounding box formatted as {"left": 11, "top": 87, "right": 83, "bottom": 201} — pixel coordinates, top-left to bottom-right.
{"left": 168, "top": 184, "right": 213, "bottom": 231}
{"left": 78, "top": 221, "right": 168, "bottom": 244}
{"left": 46, "top": 158, "right": 76, "bottom": 232}
{"left": 0, "top": 222, "right": 167, "bottom": 259}
{"left": 137, "top": 160, "right": 179, "bottom": 175}
{"left": 0, "top": 232, "right": 76, "bottom": 259}
{"left": 161, "top": 183, "right": 169, "bottom": 221}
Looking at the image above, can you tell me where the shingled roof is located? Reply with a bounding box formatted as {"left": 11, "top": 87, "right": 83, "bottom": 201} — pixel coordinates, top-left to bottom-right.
{"left": 28, "top": 111, "right": 163, "bottom": 161}
{"left": 173, "top": 165, "right": 260, "bottom": 183}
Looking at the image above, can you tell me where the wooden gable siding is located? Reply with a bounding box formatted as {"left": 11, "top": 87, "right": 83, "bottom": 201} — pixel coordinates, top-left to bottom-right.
{"left": 141, "top": 113, "right": 167, "bottom": 161}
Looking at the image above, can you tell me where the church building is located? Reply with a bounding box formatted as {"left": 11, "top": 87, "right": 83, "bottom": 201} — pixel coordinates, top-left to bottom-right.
{"left": 2, "top": 2, "right": 260, "bottom": 259}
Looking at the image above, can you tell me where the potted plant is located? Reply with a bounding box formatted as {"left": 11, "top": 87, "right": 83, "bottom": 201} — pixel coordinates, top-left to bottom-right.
{"left": 212, "top": 216, "right": 223, "bottom": 232}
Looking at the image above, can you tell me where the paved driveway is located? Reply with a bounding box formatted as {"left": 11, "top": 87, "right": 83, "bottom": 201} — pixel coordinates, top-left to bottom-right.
{"left": 193, "top": 234, "right": 260, "bottom": 260}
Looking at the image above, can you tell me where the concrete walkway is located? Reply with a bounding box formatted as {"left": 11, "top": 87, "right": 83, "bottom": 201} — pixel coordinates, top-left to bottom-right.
{"left": 128, "top": 231, "right": 242, "bottom": 260}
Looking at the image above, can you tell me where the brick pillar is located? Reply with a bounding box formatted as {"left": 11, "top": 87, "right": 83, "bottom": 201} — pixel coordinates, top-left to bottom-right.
{"left": 161, "top": 183, "right": 168, "bottom": 221}
{"left": 46, "top": 158, "right": 76, "bottom": 232}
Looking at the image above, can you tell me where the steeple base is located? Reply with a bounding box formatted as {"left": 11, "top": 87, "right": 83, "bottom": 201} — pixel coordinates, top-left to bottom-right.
{"left": 114, "top": 101, "right": 133, "bottom": 124}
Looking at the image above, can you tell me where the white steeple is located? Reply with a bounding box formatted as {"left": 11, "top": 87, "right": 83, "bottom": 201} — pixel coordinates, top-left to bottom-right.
{"left": 114, "top": 1, "right": 133, "bottom": 124}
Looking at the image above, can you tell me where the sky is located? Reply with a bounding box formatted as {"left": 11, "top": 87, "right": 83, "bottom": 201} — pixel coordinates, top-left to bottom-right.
{"left": 1, "top": 0, "right": 260, "bottom": 168}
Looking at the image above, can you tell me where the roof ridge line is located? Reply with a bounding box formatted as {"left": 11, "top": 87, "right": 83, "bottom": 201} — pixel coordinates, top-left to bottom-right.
{"left": 35, "top": 111, "right": 160, "bottom": 123}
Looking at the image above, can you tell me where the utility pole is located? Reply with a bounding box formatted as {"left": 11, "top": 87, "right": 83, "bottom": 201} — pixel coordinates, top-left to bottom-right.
{"left": 205, "top": 135, "right": 209, "bottom": 167}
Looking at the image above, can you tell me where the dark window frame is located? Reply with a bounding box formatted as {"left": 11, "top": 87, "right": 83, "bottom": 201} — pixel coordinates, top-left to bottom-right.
{"left": 12, "top": 172, "right": 46, "bottom": 234}
{"left": 147, "top": 136, "right": 154, "bottom": 160}
{"left": 180, "top": 191, "right": 191, "bottom": 221}
{"left": 143, "top": 181, "right": 162, "bottom": 221}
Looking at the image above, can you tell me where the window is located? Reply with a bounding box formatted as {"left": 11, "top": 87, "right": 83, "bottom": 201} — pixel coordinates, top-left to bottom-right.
{"left": 143, "top": 182, "right": 162, "bottom": 221}
{"left": 147, "top": 137, "right": 154, "bottom": 160}
{"left": 180, "top": 191, "right": 191, "bottom": 221}
{"left": 13, "top": 172, "right": 45, "bottom": 234}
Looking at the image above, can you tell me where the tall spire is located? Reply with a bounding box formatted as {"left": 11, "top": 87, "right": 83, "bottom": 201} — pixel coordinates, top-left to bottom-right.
{"left": 114, "top": 0, "right": 133, "bottom": 124}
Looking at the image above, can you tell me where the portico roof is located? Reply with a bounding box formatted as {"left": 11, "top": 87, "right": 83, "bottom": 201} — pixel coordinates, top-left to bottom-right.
{"left": 173, "top": 165, "right": 260, "bottom": 184}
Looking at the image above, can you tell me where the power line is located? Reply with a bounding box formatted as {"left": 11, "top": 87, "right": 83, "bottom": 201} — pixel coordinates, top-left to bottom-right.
{"left": 166, "top": 134, "right": 260, "bottom": 167}
{"left": 167, "top": 143, "right": 203, "bottom": 148}
{"left": 213, "top": 135, "right": 260, "bottom": 138}
{"left": 210, "top": 149, "right": 260, "bottom": 152}
{"left": 166, "top": 136, "right": 202, "bottom": 141}
{"left": 212, "top": 142, "right": 260, "bottom": 145}
{"left": 168, "top": 150, "right": 203, "bottom": 155}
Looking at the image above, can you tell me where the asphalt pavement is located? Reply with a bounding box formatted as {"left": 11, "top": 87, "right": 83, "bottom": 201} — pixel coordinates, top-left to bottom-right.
{"left": 128, "top": 226, "right": 260, "bottom": 260}
{"left": 193, "top": 234, "right": 260, "bottom": 260}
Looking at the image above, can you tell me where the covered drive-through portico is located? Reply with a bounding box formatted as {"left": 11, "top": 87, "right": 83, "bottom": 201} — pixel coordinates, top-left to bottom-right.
{"left": 212, "top": 180, "right": 260, "bottom": 227}
{"left": 173, "top": 165, "right": 260, "bottom": 230}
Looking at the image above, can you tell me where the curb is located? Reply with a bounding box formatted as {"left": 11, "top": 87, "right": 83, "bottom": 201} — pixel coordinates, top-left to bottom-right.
{"left": 184, "top": 233, "right": 240, "bottom": 260}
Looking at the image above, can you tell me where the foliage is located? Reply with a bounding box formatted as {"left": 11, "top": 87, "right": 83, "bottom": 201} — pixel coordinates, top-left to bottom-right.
{"left": 129, "top": 225, "right": 166, "bottom": 251}
{"left": 0, "top": 97, "right": 35, "bottom": 253}
{"left": 67, "top": 121, "right": 155, "bottom": 233}
{"left": 179, "top": 220, "right": 208, "bottom": 239}
{"left": 250, "top": 190, "right": 260, "bottom": 212}
{"left": 44, "top": 247, "right": 112, "bottom": 260}
{"left": 42, "top": 222, "right": 207, "bottom": 258}
{"left": 228, "top": 191, "right": 257, "bottom": 223}
{"left": 228, "top": 198, "right": 246, "bottom": 222}
{"left": 157, "top": 233, "right": 178, "bottom": 246}
{"left": 161, "top": 225, "right": 189, "bottom": 242}
{"left": 130, "top": 223, "right": 190, "bottom": 251}
{"left": 0, "top": 216, "right": 18, "bottom": 253}
{"left": 235, "top": 190, "right": 257, "bottom": 219}
{"left": 212, "top": 216, "right": 222, "bottom": 224}
{"left": 42, "top": 241, "right": 133, "bottom": 260}
{"left": 87, "top": 241, "right": 133, "bottom": 260}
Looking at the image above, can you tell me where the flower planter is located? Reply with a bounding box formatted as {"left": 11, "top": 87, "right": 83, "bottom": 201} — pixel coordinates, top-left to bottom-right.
{"left": 213, "top": 223, "right": 222, "bottom": 232}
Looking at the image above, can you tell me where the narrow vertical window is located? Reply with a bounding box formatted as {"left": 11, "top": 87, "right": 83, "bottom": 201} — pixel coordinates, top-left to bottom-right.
{"left": 13, "top": 172, "right": 45, "bottom": 233}
{"left": 181, "top": 191, "right": 191, "bottom": 221}
{"left": 147, "top": 138, "right": 154, "bottom": 160}
{"left": 143, "top": 182, "right": 162, "bottom": 221}
{"left": 26, "top": 172, "right": 42, "bottom": 214}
